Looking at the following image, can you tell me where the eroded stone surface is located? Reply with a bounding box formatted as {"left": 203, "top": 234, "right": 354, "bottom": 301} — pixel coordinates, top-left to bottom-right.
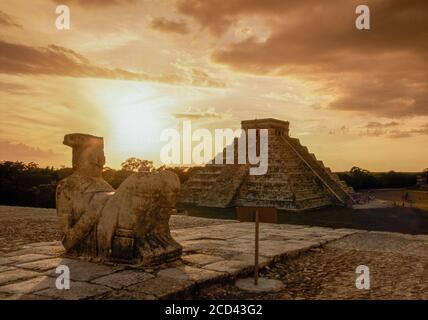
{"left": 1, "top": 254, "right": 51, "bottom": 264}
{"left": 1, "top": 214, "right": 366, "bottom": 300}
{"left": 235, "top": 278, "right": 284, "bottom": 293}
{"left": 178, "top": 118, "right": 355, "bottom": 210}
{"left": 199, "top": 233, "right": 428, "bottom": 300}
{"left": 56, "top": 133, "right": 182, "bottom": 266}
{"left": 101, "top": 290, "right": 157, "bottom": 300}
{"left": 0, "top": 269, "right": 40, "bottom": 286}
{"left": 61, "top": 261, "right": 123, "bottom": 282}
{"left": 0, "top": 292, "right": 11, "bottom": 299}
{"left": 182, "top": 254, "right": 224, "bottom": 266}
{"left": 157, "top": 266, "right": 226, "bottom": 285}
{"left": 91, "top": 270, "right": 154, "bottom": 289}
{"left": 0, "top": 266, "right": 15, "bottom": 272}
{"left": 25, "top": 241, "right": 61, "bottom": 248}
{"left": 35, "top": 281, "right": 111, "bottom": 300}
{"left": 6, "top": 293, "right": 55, "bottom": 300}
{"left": 17, "top": 257, "right": 78, "bottom": 272}
{"left": 328, "top": 232, "right": 428, "bottom": 257}
{"left": 231, "top": 253, "right": 271, "bottom": 267}
{"left": 29, "top": 245, "right": 65, "bottom": 256}
{"left": 125, "top": 276, "right": 194, "bottom": 299}
{"left": 0, "top": 276, "right": 55, "bottom": 294}
{"left": 203, "top": 260, "right": 254, "bottom": 276}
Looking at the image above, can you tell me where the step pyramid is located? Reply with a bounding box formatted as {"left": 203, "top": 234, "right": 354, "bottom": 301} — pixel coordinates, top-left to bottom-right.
{"left": 177, "top": 118, "right": 354, "bottom": 211}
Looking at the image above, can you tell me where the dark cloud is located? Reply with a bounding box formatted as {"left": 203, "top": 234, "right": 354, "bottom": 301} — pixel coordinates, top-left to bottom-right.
{"left": 387, "top": 131, "right": 413, "bottom": 139}
{"left": 0, "top": 140, "right": 61, "bottom": 163}
{"left": 360, "top": 123, "right": 428, "bottom": 139}
{"left": 0, "top": 40, "right": 224, "bottom": 88}
{"left": 187, "top": 68, "right": 224, "bottom": 88}
{"left": 409, "top": 124, "right": 428, "bottom": 136}
{"left": 177, "top": 0, "right": 428, "bottom": 117}
{"left": 364, "top": 121, "right": 400, "bottom": 129}
{"left": 177, "top": 0, "right": 307, "bottom": 36}
{"left": 327, "top": 73, "right": 428, "bottom": 117}
{"left": 150, "top": 17, "right": 189, "bottom": 34}
{"left": 0, "top": 10, "right": 21, "bottom": 28}
{"left": 173, "top": 107, "right": 221, "bottom": 119}
{"left": 0, "top": 81, "right": 34, "bottom": 95}
{"left": 51, "top": 0, "right": 136, "bottom": 7}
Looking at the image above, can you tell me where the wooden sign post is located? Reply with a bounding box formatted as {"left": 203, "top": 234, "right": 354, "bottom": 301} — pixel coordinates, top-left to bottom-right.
{"left": 234, "top": 207, "right": 284, "bottom": 293}
{"left": 254, "top": 209, "right": 259, "bottom": 285}
{"left": 235, "top": 206, "right": 278, "bottom": 223}
{"left": 235, "top": 207, "right": 277, "bottom": 287}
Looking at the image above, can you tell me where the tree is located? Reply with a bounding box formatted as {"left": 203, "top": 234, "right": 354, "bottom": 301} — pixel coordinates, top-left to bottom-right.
{"left": 346, "top": 166, "right": 380, "bottom": 189}
{"left": 423, "top": 168, "right": 428, "bottom": 179}
{"left": 349, "top": 166, "right": 370, "bottom": 175}
{"left": 120, "top": 157, "right": 154, "bottom": 172}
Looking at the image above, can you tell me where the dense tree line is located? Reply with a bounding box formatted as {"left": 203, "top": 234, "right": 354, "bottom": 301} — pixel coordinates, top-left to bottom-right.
{"left": 337, "top": 166, "right": 418, "bottom": 190}
{"left": 0, "top": 160, "right": 422, "bottom": 208}
{"left": 0, "top": 159, "right": 199, "bottom": 208}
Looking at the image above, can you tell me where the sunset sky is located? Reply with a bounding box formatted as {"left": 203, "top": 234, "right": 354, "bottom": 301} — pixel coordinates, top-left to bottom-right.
{"left": 0, "top": 0, "right": 427, "bottom": 171}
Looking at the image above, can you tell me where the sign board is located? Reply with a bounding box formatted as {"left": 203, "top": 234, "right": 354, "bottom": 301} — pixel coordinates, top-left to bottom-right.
{"left": 235, "top": 206, "right": 278, "bottom": 223}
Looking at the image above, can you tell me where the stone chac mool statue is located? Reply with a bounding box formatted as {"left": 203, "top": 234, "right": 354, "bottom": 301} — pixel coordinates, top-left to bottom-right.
{"left": 56, "top": 133, "right": 182, "bottom": 265}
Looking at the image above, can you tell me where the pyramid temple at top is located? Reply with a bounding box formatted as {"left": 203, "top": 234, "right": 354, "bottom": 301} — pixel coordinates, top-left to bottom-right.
{"left": 178, "top": 118, "right": 355, "bottom": 211}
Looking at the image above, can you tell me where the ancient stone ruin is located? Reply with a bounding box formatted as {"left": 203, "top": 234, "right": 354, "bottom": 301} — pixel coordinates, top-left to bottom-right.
{"left": 178, "top": 118, "right": 355, "bottom": 211}
{"left": 56, "top": 133, "right": 182, "bottom": 265}
{"left": 416, "top": 173, "right": 428, "bottom": 190}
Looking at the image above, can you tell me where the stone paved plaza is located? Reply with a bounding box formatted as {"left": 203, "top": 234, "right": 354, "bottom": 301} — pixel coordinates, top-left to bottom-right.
{"left": 197, "top": 231, "right": 428, "bottom": 300}
{"left": 0, "top": 214, "right": 360, "bottom": 300}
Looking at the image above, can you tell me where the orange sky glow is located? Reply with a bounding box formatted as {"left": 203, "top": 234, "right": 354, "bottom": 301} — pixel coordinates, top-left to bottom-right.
{"left": 0, "top": 0, "right": 427, "bottom": 171}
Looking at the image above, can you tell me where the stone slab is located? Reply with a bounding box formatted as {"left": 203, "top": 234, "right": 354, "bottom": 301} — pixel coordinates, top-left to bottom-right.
{"left": 0, "top": 266, "right": 15, "bottom": 272}
{"left": 17, "top": 257, "right": 78, "bottom": 272}
{"left": 5, "top": 293, "right": 55, "bottom": 300}
{"left": 180, "top": 239, "right": 228, "bottom": 252}
{"left": 0, "top": 254, "right": 51, "bottom": 266}
{"left": 30, "top": 245, "right": 65, "bottom": 256}
{"left": 24, "top": 241, "right": 61, "bottom": 248}
{"left": 202, "top": 260, "right": 254, "bottom": 276}
{"left": 172, "top": 228, "right": 249, "bottom": 242}
{"left": 0, "top": 276, "right": 55, "bottom": 294}
{"left": 35, "top": 281, "right": 112, "bottom": 300}
{"left": 3, "top": 249, "right": 49, "bottom": 257}
{"left": 231, "top": 253, "right": 271, "bottom": 267}
{"left": 0, "top": 292, "right": 11, "bottom": 299}
{"left": 157, "top": 266, "right": 226, "bottom": 285}
{"left": 45, "top": 260, "right": 123, "bottom": 282}
{"left": 235, "top": 277, "right": 284, "bottom": 293}
{"left": 125, "top": 276, "right": 194, "bottom": 299}
{"left": 182, "top": 254, "right": 224, "bottom": 266}
{"left": 0, "top": 269, "right": 40, "bottom": 286}
{"left": 101, "top": 290, "right": 157, "bottom": 300}
{"left": 91, "top": 270, "right": 154, "bottom": 289}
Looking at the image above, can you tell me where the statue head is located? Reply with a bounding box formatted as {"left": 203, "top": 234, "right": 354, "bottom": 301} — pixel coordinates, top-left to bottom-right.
{"left": 63, "top": 133, "right": 105, "bottom": 178}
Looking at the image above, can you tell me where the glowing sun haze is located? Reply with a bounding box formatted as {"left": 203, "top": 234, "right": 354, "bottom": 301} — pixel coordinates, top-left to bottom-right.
{"left": 0, "top": 0, "right": 427, "bottom": 171}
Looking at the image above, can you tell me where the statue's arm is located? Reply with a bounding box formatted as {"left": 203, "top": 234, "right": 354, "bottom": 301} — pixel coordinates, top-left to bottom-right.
{"left": 62, "top": 192, "right": 110, "bottom": 250}
{"left": 62, "top": 206, "right": 99, "bottom": 250}
{"left": 56, "top": 180, "right": 72, "bottom": 237}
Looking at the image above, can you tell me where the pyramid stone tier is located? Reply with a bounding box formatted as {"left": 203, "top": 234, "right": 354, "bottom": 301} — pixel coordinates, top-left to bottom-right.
{"left": 177, "top": 118, "right": 355, "bottom": 211}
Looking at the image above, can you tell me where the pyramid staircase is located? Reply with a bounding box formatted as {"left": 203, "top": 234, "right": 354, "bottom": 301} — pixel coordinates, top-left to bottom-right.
{"left": 282, "top": 136, "right": 354, "bottom": 205}
{"left": 177, "top": 136, "right": 249, "bottom": 207}
{"left": 234, "top": 134, "right": 334, "bottom": 210}
{"left": 177, "top": 119, "right": 354, "bottom": 211}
